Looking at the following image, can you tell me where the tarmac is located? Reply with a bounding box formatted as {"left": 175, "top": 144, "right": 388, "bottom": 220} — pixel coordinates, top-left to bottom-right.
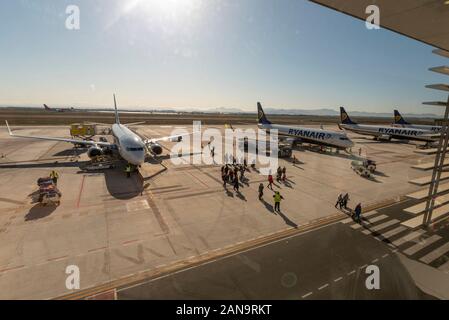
{"left": 0, "top": 124, "right": 437, "bottom": 299}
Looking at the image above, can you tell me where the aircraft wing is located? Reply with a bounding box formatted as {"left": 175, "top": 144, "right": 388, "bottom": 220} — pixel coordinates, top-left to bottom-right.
{"left": 5, "top": 121, "right": 114, "bottom": 147}
{"left": 145, "top": 131, "right": 197, "bottom": 144}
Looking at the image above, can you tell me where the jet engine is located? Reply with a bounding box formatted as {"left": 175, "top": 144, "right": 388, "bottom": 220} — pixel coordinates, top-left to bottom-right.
{"left": 148, "top": 142, "right": 163, "bottom": 155}
{"left": 87, "top": 146, "right": 103, "bottom": 158}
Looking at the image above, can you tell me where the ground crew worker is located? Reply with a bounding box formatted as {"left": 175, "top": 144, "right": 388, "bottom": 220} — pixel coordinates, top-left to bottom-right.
{"left": 50, "top": 170, "right": 59, "bottom": 185}
{"left": 125, "top": 164, "right": 132, "bottom": 178}
{"left": 258, "top": 183, "right": 264, "bottom": 200}
{"left": 282, "top": 167, "right": 287, "bottom": 182}
{"left": 273, "top": 191, "right": 284, "bottom": 212}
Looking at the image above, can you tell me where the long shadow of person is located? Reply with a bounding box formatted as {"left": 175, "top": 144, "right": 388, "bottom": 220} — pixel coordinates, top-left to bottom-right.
{"left": 277, "top": 210, "right": 298, "bottom": 228}
{"left": 261, "top": 199, "right": 276, "bottom": 214}
{"left": 236, "top": 191, "right": 247, "bottom": 201}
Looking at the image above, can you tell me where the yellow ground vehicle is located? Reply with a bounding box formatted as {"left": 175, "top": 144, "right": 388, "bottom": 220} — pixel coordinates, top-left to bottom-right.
{"left": 70, "top": 123, "right": 97, "bottom": 138}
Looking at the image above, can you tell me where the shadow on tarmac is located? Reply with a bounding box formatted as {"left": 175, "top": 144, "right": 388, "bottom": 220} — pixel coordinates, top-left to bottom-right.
{"left": 25, "top": 203, "right": 57, "bottom": 221}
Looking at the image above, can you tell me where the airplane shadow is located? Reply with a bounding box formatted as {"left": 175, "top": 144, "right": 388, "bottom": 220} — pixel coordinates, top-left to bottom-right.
{"left": 0, "top": 161, "right": 85, "bottom": 169}
{"left": 104, "top": 163, "right": 144, "bottom": 200}
{"left": 53, "top": 148, "right": 87, "bottom": 157}
{"left": 25, "top": 203, "right": 57, "bottom": 221}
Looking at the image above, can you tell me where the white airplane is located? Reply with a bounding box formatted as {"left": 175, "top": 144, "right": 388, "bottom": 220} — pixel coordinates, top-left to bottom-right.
{"left": 6, "top": 95, "right": 191, "bottom": 166}
{"left": 393, "top": 109, "right": 442, "bottom": 133}
{"left": 339, "top": 107, "right": 438, "bottom": 142}
{"left": 257, "top": 102, "right": 354, "bottom": 149}
{"left": 43, "top": 104, "right": 75, "bottom": 112}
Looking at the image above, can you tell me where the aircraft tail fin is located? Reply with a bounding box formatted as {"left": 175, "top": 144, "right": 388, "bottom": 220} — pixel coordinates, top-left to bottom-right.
{"left": 394, "top": 109, "right": 410, "bottom": 125}
{"left": 340, "top": 107, "right": 356, "bottom": 125}
{"left": 43, "top": 104, "right": 51, "bottom": 110}
{"left": 257, "top": 102, "right": 272, "bottom": 125}
{"left": 113, "top": 94, "right": 120, "bottom": 124}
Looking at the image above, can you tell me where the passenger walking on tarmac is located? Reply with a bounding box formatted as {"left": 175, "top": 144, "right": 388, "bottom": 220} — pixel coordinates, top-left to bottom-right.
{"left": 125, "top": 164, "right": 132, "bottom": 178}
{"left": 292, "top": 155, "right": 297, "bottom": 165}
{"left": 50, "top": 170, "right": 59, "bottom": 185}
{"left": 342, "top": 193, "right": 350, "bottom": 210}
{"left": 233, "top": 176, "right": 240, "bottom": 192}
{"left": 282, "top": 167, "right": 287, "bottom": 182}
{"left": 258, "top": 183, "right": 264, "bottom": 200}
{"left": 335, "top": 194, "right": 343, "bottom": 209}
{"left": 211, "top": 147, "right": 215, "bottom": 160}
{"left": 222, "top": 172, "right": 227, "bottom": 187}
{"left": 354, "top": 203, "right": 362, "bottom": 222}
{"left": 240, "top": 166, "right": 245, "bottom": 180}
{"left": 229, "top": 170, "right": 234, "bottom": 183}
{"left": 276, "top": 167, "right": 282, "bottom": 182}
{"left": 267, "top": 174, "right": 274, "bottom": 190}
{"left": 273, "top": 191, "right": 284, "bottom": 212}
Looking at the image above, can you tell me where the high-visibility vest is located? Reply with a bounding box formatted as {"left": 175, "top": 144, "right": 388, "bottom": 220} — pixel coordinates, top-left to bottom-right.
{"left": 50, "top": 171, "right": 59, "bottom": 178}
{"left": 125, "top": 166, "right": 131, "bottom": 172}
{"left": 274, "top": 193, "right": 282, "bottom": 202}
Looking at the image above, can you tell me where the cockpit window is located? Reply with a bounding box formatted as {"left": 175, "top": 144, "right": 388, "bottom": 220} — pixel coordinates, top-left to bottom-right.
{"left": 339, "top": 137, "right": 349, "bottom": 140}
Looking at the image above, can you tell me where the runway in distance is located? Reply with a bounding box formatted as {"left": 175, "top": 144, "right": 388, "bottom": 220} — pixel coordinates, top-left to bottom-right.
{"left": 6, "top": 95, "right": 191, "bottom": 165}
{"left": 393, "top": 109, "right": 442, "bottom": 133}
{"left": 339, "top": 107, "right": 438, "bottom": 142}
{"left": 257, "top": 102, "right": 354, "bottom": 149}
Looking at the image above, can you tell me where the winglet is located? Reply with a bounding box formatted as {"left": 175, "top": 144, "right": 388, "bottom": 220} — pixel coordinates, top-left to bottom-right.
{"left": 5, "top": 121, "right": 13, "bottom": 136}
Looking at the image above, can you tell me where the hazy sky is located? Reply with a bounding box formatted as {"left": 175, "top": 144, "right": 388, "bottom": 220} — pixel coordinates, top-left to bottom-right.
{"left": 0, "top": 0, "right": 447, "bottom": 115}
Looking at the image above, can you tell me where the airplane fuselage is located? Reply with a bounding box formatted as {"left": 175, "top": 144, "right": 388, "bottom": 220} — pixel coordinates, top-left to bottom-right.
{"left": 111, "top": 124, "right": 145, "bottom": 165}
{"left": 259, "top": 123, "right": 354, "bottom": 149}
{"left": 393, "top": 123, "right": 442, "bottom": 133}
{"left": 340, "top": 123, "right": 436, "bottom": 142}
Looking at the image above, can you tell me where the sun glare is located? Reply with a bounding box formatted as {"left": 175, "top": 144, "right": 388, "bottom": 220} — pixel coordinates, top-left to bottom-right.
{"left": 124, "top": 0, "right": 201, "bottom": 20}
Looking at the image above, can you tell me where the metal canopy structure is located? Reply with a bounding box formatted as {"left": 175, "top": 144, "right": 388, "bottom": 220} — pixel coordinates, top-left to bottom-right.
{"left": 310, "top": 0, "right": 449, "bottom": 52}
{"left": 310, "top": 0, "right": 449, "bottom": 226}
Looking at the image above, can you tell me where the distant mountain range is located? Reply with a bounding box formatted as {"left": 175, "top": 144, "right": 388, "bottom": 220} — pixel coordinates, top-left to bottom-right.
{"left": 0, "top": 105, "right": 440, "bottom": 118}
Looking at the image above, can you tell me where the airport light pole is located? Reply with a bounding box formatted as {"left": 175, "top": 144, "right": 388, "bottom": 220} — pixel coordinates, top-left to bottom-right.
{"left": 422, "top": 50, "right": 449, "bottom": 226}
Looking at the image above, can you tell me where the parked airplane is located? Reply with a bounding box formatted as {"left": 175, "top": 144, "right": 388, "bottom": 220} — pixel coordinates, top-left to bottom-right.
{"left": 393, "top": 109, "right": 442, "bottom": 133}
{"left": 339, "top": 107, "right": 438, "bottom": 142}
{"left": 43, "top": 104, "right": 75, "bottom": 112}
{"left": 257, "top": 102, "right": 354, "bottom": 149}
{"left": 7, "top": 95, "right": 191, "bottom": 166}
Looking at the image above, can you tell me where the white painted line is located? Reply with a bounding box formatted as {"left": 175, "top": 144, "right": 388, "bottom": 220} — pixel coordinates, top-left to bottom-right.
{"left": 334, "top": 277, "right": 343, "bottom": 282}
{"left": 350, "top": 223, "right": 363, "bottom": 230}
{"left": 392, "top": 229, "right": 426, "bottom": 247}
{"left": 363, "top": 211, "right": 380, "bottom": 218}
{"left": 438, "top": 259, "right": 449, "bottom": 272}
{"left": 359, "top": 264, "right": 367, "bottom": 270}
{"left": 382, "top": 253, "right": 389, "bottom": 258}
{"left": 341, "top": 217, "right": 353, "bottom": 224}
{"left": 376, "top": 226, "right": 407, "bottom": 240}
{"left": 347, "top": 270, "right": 356, "bottom": 276}
{"left": 362, "top": 219, "right": 399, "bottom": 235}
{"left": 367, "top": 214, "right": 389, "bottom": 224}
{"left": 419, "top": 241, "right": 449, "bottom": 264}
{"left": 318, "top": 283, "right": 329, "bottom": 290}
{"left": 302, "top": 292, "right": 313, "bottom": 299}
{"left": 371, "top": 258, "right": 379, "bottom": 263}
{"left": 403, "top": 235, "right": 442, "bottom": 256}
